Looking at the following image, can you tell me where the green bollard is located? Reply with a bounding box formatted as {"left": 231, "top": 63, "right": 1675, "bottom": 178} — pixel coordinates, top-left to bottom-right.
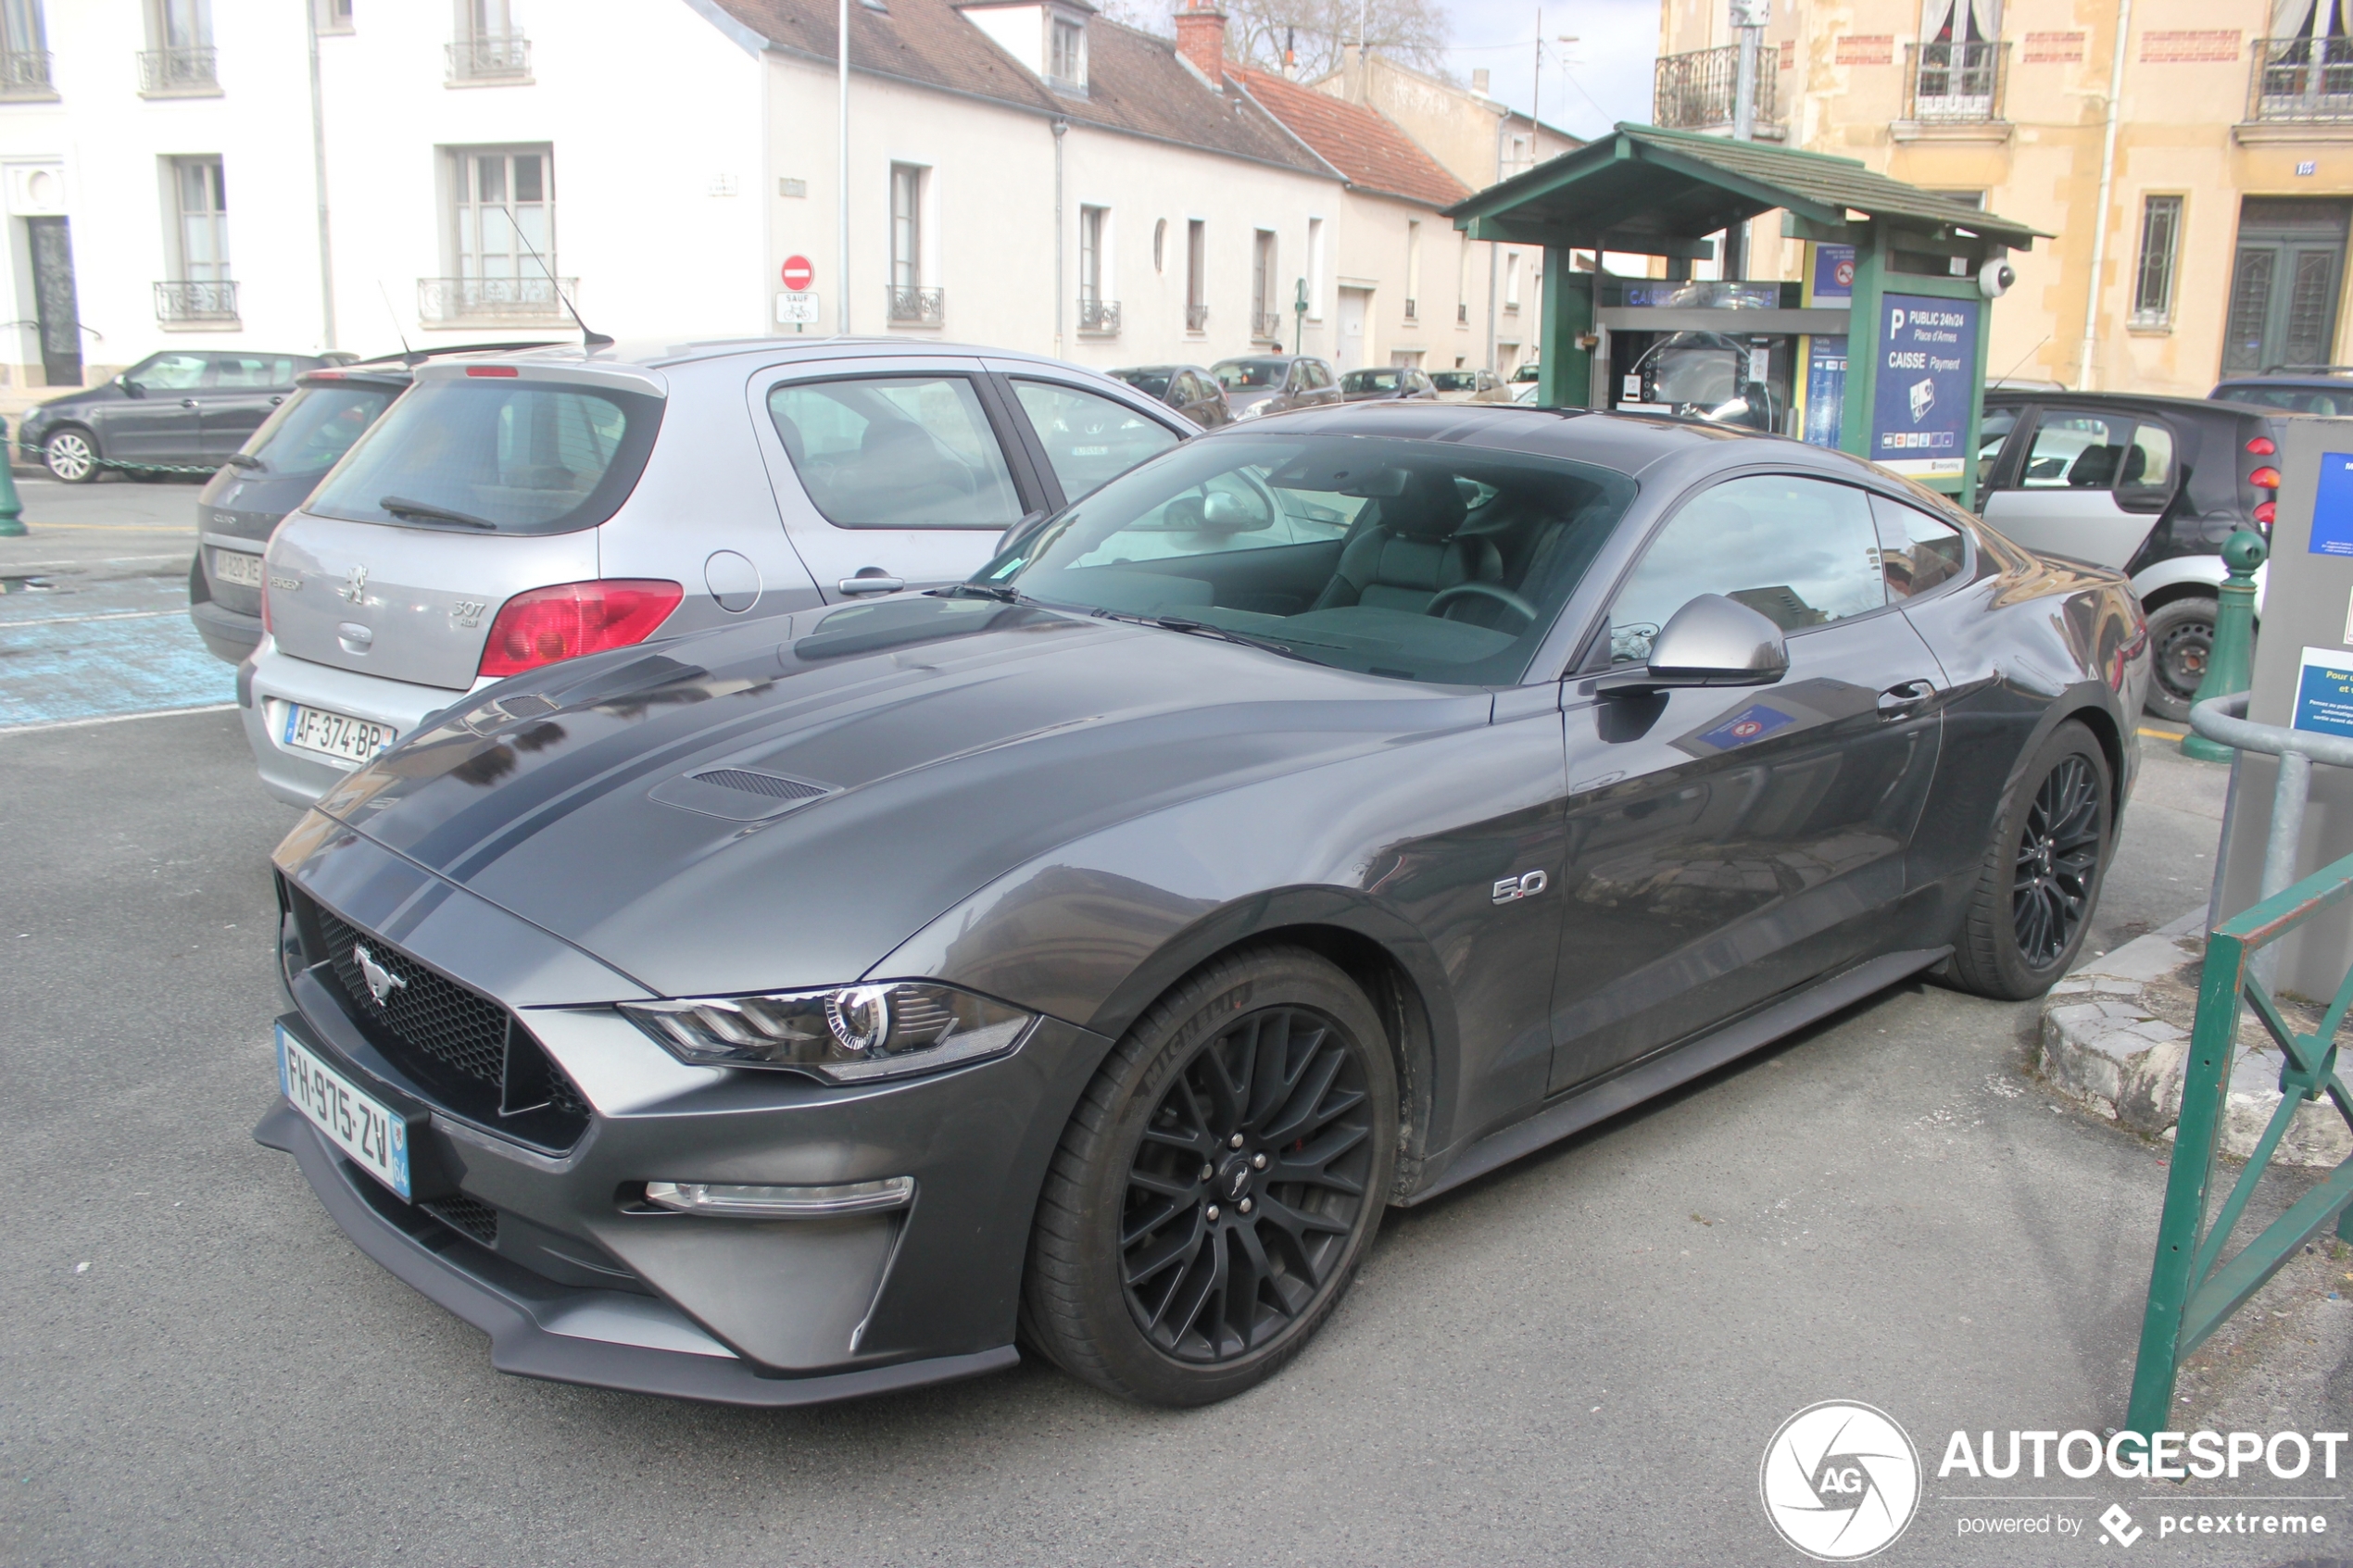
{"left": 0, "top": 415, "right": 22, "bottom": 537}
{"left": 2182, "top": 530, "right": 2266, "bottom": 762}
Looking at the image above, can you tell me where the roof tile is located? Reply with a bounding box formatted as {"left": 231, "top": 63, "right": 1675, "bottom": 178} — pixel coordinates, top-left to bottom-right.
{"left": 1227, "top": 66, "right": 1470, "bottom": 208}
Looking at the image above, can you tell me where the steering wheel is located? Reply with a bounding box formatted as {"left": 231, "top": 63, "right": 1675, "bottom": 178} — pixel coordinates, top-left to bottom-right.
{"left": 1427, "top": 582, "right": 1539, "bottom": 628}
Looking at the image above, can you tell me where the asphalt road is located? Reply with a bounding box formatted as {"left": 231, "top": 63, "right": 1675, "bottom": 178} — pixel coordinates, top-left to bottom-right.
{"left": 3, "top": 496, "right": 2345, "bottom": 1565}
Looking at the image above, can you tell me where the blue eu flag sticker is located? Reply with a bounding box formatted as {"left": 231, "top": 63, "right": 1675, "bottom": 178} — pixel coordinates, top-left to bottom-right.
{"left": 1697, "top": 703, "right": 1796, "bottom": 750}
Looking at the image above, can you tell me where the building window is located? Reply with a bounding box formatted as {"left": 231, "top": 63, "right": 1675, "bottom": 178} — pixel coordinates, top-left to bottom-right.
{"left": 891, "top": 163, "right": 923, "bottom": 290}
{"left": 1049, "top": 15, "right": 1086, "bottom": 90}
{"left": 1, "top": 0, "right": 53, "bottom": 96}
{"left": 449, "top": 0, "right": 528, "bottom": 81}
{"left": 1186, "top": 219, "right": 1206, "bottom": 332}
{"left": 2133, "top": 194, "right": 2183, "bottom": 328}
{"left": 1306, "top": 216, "right": 1324, "bottom": 320}
{"left": 1152, "top": 218, "right": 1166, "bottom": 271}
{"left": 1252, "top": 229, "right": 1278, "bottom": 343}
{"left": 157, "top": 155, "right": 234, "bottom": 323}
{"left": 314, "top": 0, "right": 353, "bottom": 32}
{"left": 1404, "top": 219, "right": 1421, "bottom": 321}
{"left": 1078, "top": 205, "right": 1116, "bottom": 333}
{"left": 1455, "top": 234, "right": 1469, "bottom": 326}
{"left": 140, "top": 0, "right": 217, "bottom": 94}
{"left": 1504, "top": 250, "right": 1522, "bottom": 311}
{"left": 424, "top": 145, "right": 566, "bottom": 323}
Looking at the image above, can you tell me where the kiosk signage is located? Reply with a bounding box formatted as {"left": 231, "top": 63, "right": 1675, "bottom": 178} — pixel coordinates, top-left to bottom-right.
{"left": 1869, "top": 294, "right": 1980, "bottom": 480}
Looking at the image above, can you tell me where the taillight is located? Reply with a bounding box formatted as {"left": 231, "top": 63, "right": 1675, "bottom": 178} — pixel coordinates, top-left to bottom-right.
{"left": 2249, "top": 466, "right": 2283, "bottom": 490}
{"left": 466, "top": 365, "right": 520, "bottom": 378}
{"left": 2246, "top": 434, "right": 2277, "bottom": 456}
{"left": 476, "top": 580, "right": 683, "bottom": 677}
{"left": 2255, "top": 500, "right": 2277, "bottom": 527}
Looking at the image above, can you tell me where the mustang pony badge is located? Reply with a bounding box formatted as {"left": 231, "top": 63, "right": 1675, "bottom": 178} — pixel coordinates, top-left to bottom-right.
{"left": 354, "top": 944, "right": 407, "bottom": 1007}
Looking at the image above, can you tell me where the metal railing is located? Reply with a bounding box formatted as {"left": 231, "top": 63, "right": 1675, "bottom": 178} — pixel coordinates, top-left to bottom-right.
{"left": 138, "top": 45, "right": 217, "bottom": 93}
{"left": 1185, "top": 302, "right": 1208, "bottom": 332}
{"left": 447, "top": 31, "right": 530, "bottom": 82}
{"left": 1077, "top": 297, "right": 1120, "bottom": 334}
{"left": 2128, "top": 691, "right": 2353, "bottom": 1437}
{"left": 887, "top": 285, "right": 944, "bottom": 325}
{"left": 154, "top": 280, "right": 238, "bottom": 323}
{"left": 2248, "top": 35, "right": 2353, "bottom": 122}
{"left": 0, "top": 47, "right": 54, "bottom": 96}
{"left": 1251, "top": 310, "right": 1281, "bottom": 343}
{"left": 417, "top": 276, "right": 576, "bottom": 323}
{"left": 1903, "top": 40, "right": 2007, "bottom": 122}
{"left": 1652, "top": 44, "right": 1777, "bottom": 132}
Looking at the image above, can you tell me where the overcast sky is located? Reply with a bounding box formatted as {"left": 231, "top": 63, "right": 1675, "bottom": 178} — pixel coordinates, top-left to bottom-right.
{"left": 1430, "top": 0, "right": 1657, "bottom": 138}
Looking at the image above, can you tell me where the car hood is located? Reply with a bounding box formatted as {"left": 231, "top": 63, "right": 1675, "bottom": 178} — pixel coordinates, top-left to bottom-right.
{"left": 297, "top": 593, "right": 1491, "bottom": 1001}
{"left": 24, "top": 383, "right": 123, "bottom": 420}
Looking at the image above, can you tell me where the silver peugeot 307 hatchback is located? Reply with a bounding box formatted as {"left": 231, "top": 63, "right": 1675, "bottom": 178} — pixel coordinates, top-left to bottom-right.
{"left": 244, "top": 338, "right": 1190, "bottom": 804}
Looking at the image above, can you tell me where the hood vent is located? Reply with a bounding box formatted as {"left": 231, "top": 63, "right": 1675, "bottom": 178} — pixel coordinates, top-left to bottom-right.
{"left": 648, "top": 765, "right": 836, "bottom": 822}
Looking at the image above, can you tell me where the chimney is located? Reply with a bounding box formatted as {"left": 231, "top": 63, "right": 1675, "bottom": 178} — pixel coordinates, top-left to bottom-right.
{"left": 1472, "top": 68, "right": 1490, "bottom": 96}
{"left": 1174, "top": 0, "right": 1227, "bottom": 86}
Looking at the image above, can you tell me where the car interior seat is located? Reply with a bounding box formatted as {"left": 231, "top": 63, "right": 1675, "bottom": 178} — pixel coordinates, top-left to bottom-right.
{"left": 1312, "top": 470, "right": 1502, "bottom": 616}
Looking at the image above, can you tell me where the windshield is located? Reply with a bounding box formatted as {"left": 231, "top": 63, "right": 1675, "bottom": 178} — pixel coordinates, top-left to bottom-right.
{"left": 1113, "top": 369, "right": 1173, "bottom": 399}
{"left": 1214, "top": 359, "right": 1288, "bottom": 391}
{"left": 307, "top": 377, "right": 664, "bottom": 533}
{"left": 980, "top": 434, "right": 1638, "bottom": 686}
{"left": 1344, "top": 370, "right": 1402, "bottom": 394}
{"left": 2217, "top": 384, "right": 2353, "bottom": 415}
{"left": 240, "top": 382, "right": 397, "bottom": 477}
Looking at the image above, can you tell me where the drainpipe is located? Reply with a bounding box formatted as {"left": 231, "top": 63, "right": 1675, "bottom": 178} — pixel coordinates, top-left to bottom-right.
{"left": 2078, "top": 0, "right": 2132, "bottom": 390}
{"left": 305, "top": 0, "right": 335, "bottom": 349}
{"left": 1487, "top": 106, "right": 1504, "bottom": 370}
{"left": 1053, "top": 119, "right": 1067, "bottom": 358}
{"left": 837, "top": 0, "right": 851, "bottom": 336}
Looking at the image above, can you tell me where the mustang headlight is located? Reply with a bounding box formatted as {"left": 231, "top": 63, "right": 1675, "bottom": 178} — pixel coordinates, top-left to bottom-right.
{"left": 620, "top": 983, "right": 1033, "bottom": 1082}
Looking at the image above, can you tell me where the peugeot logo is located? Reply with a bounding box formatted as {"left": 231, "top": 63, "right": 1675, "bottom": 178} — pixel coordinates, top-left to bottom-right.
{"left": 337, "top": 564, "right": 369, "bottom": 603}
{"left": 354, "top": 944, "right": 406, "bottom": 1007}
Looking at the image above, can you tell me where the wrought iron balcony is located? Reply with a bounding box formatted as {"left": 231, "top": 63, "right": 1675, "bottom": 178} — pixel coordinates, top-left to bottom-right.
{"left": 1251, "top": 311, "right": 1281, "bottom": 343}
{"left": 418, "top": 275, "right": 576, "bottom": 324}
{"left": 1903, "top": 40, "right": 2007, "bottom": 123}
{"left": 1186, "top": 303, "right": 1209, "bottom": 332}
{"left": 887, "top": 285, "right": 944, "bottom": 326}
{"left": 1078, "top": 297, "right": 1120, "bottom": 334}
{"left": 2248, "top": 35, "right": 2353, "bottom": 122}
{"left": 154, "top": 280, "right": 239, "bottom": 324}
{"left": 138, "top": 45, "right": 218, "bottom": 94}
{"left": 1653, "top": 44, "right": 1777, "bottom": 132}
{"left": 447, "top": 31, "right": 530, "bottom": 82}
{"left": 0, "top": 47, "right": 55, "bottom": 98}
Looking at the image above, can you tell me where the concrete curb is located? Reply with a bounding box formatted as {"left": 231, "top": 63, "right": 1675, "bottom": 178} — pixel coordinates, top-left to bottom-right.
{"left": 2038, "top": 910, "right": 2351, "bottom": 1167}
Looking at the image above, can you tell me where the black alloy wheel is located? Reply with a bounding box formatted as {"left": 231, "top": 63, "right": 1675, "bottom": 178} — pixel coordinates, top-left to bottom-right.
{"left": 2010, "top": 754, "right": 2102, "bottom": 968}
{"left": 1120, "top": 1003, "right": 1374, "bottom": 1364}
{"left": 1024, "top": 947, "right": 1397, "bottom": 1406}
{"left": 2143, "top": 597, "right": 2222, "bottom": 723}
{"left": 1949, "top": 721, "right": 2114, "bottom": 1000}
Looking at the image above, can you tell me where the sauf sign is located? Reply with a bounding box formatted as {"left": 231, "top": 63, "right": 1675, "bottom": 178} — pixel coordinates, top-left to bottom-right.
{"left": 1870, "top": 296, "right": 1981, "bottom": 483}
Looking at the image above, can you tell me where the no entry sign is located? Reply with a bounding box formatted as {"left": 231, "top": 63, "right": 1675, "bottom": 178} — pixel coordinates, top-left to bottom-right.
{"left": 781, "top": 255, "right": 815, "bottom": 291}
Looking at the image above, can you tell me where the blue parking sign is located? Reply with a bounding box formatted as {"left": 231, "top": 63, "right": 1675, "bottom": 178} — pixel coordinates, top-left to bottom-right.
{"left": 2309, "top": 453, "right": 2353, "bottom": 557}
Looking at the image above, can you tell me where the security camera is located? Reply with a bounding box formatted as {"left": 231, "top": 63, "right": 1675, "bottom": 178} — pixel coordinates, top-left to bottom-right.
{"left": 1979, "top": 259, "right": 2016, "bottom": 299}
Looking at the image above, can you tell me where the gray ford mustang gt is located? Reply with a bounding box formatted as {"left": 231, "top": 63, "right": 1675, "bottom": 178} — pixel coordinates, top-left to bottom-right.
{"left": 258, "top": 402, "right": 2148, "bottom": 1409}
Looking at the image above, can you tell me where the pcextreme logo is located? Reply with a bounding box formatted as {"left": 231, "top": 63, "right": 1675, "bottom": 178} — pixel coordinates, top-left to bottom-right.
{"left": 1761, "top": 1401, "right": 1923, "bottom": 1561}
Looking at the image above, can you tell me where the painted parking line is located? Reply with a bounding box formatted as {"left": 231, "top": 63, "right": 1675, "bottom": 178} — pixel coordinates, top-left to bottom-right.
{"left": 0, "top": 703, "right": 235, "bottom": 737}
{"left": 2138, "top": 725, "right": 2188, "bottom": 741}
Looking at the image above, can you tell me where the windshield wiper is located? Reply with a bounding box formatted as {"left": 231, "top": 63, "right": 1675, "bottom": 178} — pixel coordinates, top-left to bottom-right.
{"left": 220, "top": 452, "right": 267, "bottom": 471}
{"left": 380, "top": 495, "right": 497, "bottom": 530}
{"left": 930, "top": 583, "right": 1031, "bottom": 605}
{"left": 1149, "top": 615, "right": 1321, "bottom": 661}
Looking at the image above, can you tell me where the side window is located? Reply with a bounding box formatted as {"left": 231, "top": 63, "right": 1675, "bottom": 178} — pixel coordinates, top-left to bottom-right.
{"left": 2121, "top": 420, "right": 2176, "bottom": 495}
{"left": 211, "top": 355, "right": 302, "bottom": 389}
{"left": 135, "top": 353, "right": 209, "bottom": 391}
{"left": 1011, "top": 380, "right": 1182, "bottom": 502}
{"left": 2020, "top": 411, "right": 2128, "bottom": 491}
{"left": 1869, "top": 493, "right": 1969, "bottom": 600}
{"left": 1978, "top": 405, "right": 2020, "bottom": 468}
{"left": 1608, "top": 474, "right": 1886, "bottom": 664}
{"left": 767, "top": 375, "right": 1026, "bottom": 529}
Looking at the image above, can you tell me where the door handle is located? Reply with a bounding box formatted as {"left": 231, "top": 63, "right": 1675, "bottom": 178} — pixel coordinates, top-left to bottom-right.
{"left": 270, "top": 395, "right": 283, "bottom": 406}
{"left": 1877, "top": 679, "right": 1937, "bottom": 718}
{"left": 180, "top": 398, "right": 198, "bottom": 408}
{"left": 837, "top": 574, "right": 905, "bottom": 596}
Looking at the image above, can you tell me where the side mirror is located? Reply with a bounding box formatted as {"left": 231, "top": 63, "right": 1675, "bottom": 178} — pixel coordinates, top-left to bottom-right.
{"left": 1596, "top": 594, "right": 1789, "bottom": 696}
{"left": 991, "top": 508, "right": 1051, "bottom": 556}
{"left": 1200, "top": 489, "right": 1272, "bottom": 531}
{"left": 116, "top": 374, "right": 141, "bottom": 397}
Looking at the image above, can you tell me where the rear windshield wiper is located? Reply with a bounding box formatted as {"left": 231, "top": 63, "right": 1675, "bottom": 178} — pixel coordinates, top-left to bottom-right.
{"left": 380, "top": 495, "right": 497, "bottom": 530}
{"left": 220, "top": 452, "right": 267, "bottom": 471}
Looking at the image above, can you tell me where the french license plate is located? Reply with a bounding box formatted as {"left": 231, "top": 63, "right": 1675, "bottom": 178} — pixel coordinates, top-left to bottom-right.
{"left": 282, "top": 702, "right": 395, "bottom": 764}
{"left": 211, "top": 548, "right": 264, "bottom": 587}
{"left": 277, "top": 1024, "right": 411, "bottom": 1200}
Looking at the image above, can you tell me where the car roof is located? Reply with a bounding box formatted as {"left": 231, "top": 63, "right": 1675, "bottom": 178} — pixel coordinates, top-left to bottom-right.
{"left": 415, "top": 336, "right": 1150, "bottom": 376}
{"left": 2214, "top": 369, "right": 2353, "bottom": 386}
{"left": 1985, "top": 387, "right": 2272, "bottom": 420}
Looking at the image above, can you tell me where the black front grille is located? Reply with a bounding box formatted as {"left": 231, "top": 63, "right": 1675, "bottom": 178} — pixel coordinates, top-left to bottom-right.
{"left": 286, "top": 884, "right": 589, "bottom": 1148}
{"left": 422, "top": 1196, "right": 499, "bottom": 1247}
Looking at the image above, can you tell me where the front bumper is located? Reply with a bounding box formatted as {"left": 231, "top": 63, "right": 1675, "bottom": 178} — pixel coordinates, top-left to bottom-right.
{"left": 255, "top": 1100, "right": 1019, "bottom": 1406}
{"left": 243, "top": 637, "right": 489, "bottom": 806}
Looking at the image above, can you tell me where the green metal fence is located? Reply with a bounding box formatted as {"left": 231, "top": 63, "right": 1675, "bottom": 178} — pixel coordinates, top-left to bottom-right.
{"left": 2125, "top": 848, "right": 2353, "bottom": 1436}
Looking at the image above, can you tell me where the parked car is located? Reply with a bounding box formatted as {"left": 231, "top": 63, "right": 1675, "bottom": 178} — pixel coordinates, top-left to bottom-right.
{"left": 1210, "top": 355, "right": 1342, "bottom": 420}
{"left": 1510, "top": 360, "right": 1540, "bottom": 384}
{"left": 1339, "top": 365, "right": 1437, "bottom": 402}
{"left": 1978, "top": 388, "right": 2284, "bottom": 721}
{"left": 190, "top": 345, "right": 562, "bottom": 665}
{"left": 241, "top": 340, "right": 1191, "bottom": 806}
{"left": 19, "top": 349, "right": 351, "bottom": 483}
{"left": 1512, "top": 381, "right": 1543, "bottom": 405}
{"left": 1428, "top": 368, "right": 1510, "bottom": 404}
{"left": 1107, "top": 364, "right": 1233, "bottom": 429}
{"left": 260, "top": 400, "right": 2143, "bottom": 1411}
{"left": 2210, "top": 366, "right": 2353, "bottom": 416}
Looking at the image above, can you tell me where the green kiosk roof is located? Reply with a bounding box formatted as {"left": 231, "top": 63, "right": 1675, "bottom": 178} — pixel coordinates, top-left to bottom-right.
{"left": 1445, "top": 123, "right": 2045, "bottom": 255}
